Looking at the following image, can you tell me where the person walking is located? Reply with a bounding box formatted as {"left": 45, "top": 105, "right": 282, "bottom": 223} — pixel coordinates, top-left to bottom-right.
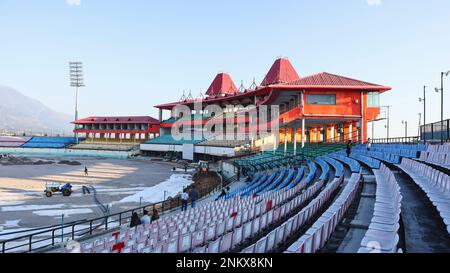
{"left": 130, "top": 212, "right": 141, "bottom": 228}
{"left": 189, "top": 185, "right": 199, "bottom": 209}
{"left": 366, "top": 138, "right": 372, "bottom": 151}
{"left": 84, "top": 166, "right": 89, "bottom": 176}
{"left": 181, "top": 189, "right": 189, "bottom": 211}
{"left": 346, "top": 140, "right": 352, "bottom": 157}
{"left": 215, "top": 187, "right": 227, "bottom": 201}
{"left": 140, "top": 209, "right": 151, "bottom": 225}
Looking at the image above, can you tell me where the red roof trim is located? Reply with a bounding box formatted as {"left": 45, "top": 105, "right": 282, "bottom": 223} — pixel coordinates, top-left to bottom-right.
{"left": 72, "top": 116, "right": 159, "bottom": 124}
{"left": 286, "top": 72, "right": 388, "bottom": 88}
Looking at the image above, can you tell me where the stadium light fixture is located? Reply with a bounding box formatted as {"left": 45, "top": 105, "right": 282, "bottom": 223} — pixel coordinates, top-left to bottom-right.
{"left": 435, "top": 71, "right": 450, "bottom": 144}
{"left": 69, "top": 62, "right": 85, "bottom": 144}
{"left": 419, "top": 86, "right": 426, "bottom": 143}
{"left": 380, "top": 105, "right": 391, "bottom": 139}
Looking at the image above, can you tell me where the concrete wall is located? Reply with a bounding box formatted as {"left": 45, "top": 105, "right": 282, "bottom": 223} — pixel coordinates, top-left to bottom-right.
{"left": 0, "top": 147, "right": 135, "bottom": 158}
{"left": 194, "top": 146, "right": 235, "bottom": 157}
{"left": 221, "top": 161, "right": 238, "bottom": 179}
{"left": 140, "top": 143, "right": 235, "bottom": 157}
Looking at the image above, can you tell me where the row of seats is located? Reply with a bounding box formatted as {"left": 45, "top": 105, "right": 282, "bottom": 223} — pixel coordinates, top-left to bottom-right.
{"left": 228, "top": 161, "right": 310, "bottom": 199}
{"left": 397, "top": 158, "right": 450, "bottom": 234}
{"left": 21, "top": 137, "right": 79, "bottom": 149}
{"left": 285, "top": 173, "right": 360, "bottom": 253}
{"left": 70, "top": 143, "right": 137, "bottom": 151}
{"left": 262, "top": 169, "right": 288, "bottom": 194}
{"left": 277, "top": 168, "right": 300, "bottom": 191}
{"left": 274, "top": 169, "right": 295, "bottom": 191}
{"left": 315, "top": 158, "right": 330, "bottom": 181}
{"left": 322, "top": 157, "right": 345, "bottom": 178}
{"left": 243, "top": 159, "right": 321, "bottom": 197}
{"left": 198, "top": 139, "right": 250, "bottom": 148}
{"left": 0, "top": 136, "right": 32, "bottom": 147}
{"left": 242, "top": 171, "right": 278, "bottom": 197}
{"left": 240, "top": 179, "right": 331, "bottom": 253}
{"left": 355, "top": 144, "right": 420, "bottom": 159}
{"left": 328, "top": 153, "right": 361, "bottom": 173}
{"left": 202, "top": 180, "right": 325, "bottom": 253}
{"left": 355, "top": 149, "right": 401, "bottom": 164}
{"left": 145, "top": 134, "right": 205, "bottom": 145}
{"left": 358, "top": 163, "right": 402, "bottom": 253}
{"left": 426, "top": 144, "right": 450, "bottom": 154}
{"left": 419, "top": 146, "right": 450, "bottom": 170}
{"left": 348, "top": 152, "right": 381, "bottom": 169}
{"left": 66, "top": 174, "right": 324, "bottom": 253}
{"left": 301, "top": 162, "right": 318, "bottom": 187}
{"left": 367, "top": 143, "right": 427, "bottom": 151}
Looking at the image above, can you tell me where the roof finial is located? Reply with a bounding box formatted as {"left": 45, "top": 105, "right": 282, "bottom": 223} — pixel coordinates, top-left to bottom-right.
{"left": 179, "top": 90, "right": 186, "bottom": 101}
{"left": 197, "top": 90, "right": 204, "bottom": 100}
{"left": 238, "top": 80, "right": 245, "bottom": 93}
{"left": 250, "top": 77, "right": 257, "bottom": 90}
{"left": 187, "top": 90, "right": 194, "bottom": 100}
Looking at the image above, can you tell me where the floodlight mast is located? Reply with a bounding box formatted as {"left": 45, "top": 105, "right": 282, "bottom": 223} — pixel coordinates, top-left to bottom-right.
{"left": 69, "top": 62, "right": 85, "bottom": 144}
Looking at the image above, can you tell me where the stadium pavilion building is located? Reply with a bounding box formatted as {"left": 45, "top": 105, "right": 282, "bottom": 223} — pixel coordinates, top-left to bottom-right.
{"left": 140, "top": 57, "right": 391, "bottom": 161}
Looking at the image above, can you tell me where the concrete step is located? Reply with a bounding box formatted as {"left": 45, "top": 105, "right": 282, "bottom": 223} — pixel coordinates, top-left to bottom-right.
{"left": 349, "top": 220, "right": 370, "bottom": 230}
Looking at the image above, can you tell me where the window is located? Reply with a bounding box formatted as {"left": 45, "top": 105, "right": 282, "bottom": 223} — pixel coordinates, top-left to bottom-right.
{"left": 306, "top": 94, "right": 336, "bottom": 105}
{"left": 367, "top": 92, "right": 380, "bottom": 107}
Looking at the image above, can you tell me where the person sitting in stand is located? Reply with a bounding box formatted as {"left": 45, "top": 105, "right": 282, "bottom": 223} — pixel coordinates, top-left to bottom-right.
{"left": 140, "top": 209, "right": 151, "bottom": 225}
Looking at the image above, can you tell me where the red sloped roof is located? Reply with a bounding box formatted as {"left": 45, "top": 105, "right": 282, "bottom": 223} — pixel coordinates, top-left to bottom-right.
{"left": 205, "top": 73, "right": 238, "bottom": 96}
{"left": 261, "top": 57, "right": 301, "bottom": 86}
{"left": 72, "top": 116, "right": 159, "bottom": 124}
{"left": 287, "top": 72, "right": 385, "bottom": 88}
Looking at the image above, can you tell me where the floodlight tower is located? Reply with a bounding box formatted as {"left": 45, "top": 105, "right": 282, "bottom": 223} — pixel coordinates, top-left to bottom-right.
{"left": 435, "top": 70, "right": 450, "bottom": 144}
{"left": 69, "top": 62, "right": 85, "bottom": 144}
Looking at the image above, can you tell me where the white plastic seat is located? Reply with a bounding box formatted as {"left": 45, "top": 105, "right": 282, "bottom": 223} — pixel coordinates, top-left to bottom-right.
{"left": 255, "top": 237, "right": 267, "bottom": 253}
{"left": 275, "top": 223, "right": 286, "bottom": 246}
{"left": 207, "top": 238, "right": 220, "bottom": 253}
{"left": 251, "top": 217, "right": 260, "bottom": 236}
{"left": 192, "top": 230, "right": 205, "bottom": 248}
{"left": 361, "top": 229, "right": 399, "bottom": 252}
{"left": 216, "top": 221, "right": 226, "bottom": 238}
{"left": 265, "top": 230, "right": 277, "bottom": 252}
{"left": 163, "top": 237, "right": 178, "bottom": 253}
{"left": 192, "top": 245, "right": 207, "bottom": 253}
{"left": 178, "top": 233, "right": 192, "bottom": 253}
{"left": 242, "top": 221, "right": 252, "bottom": 241}
{"left": 231, "top": 226, "right": 243, "bottom": 249}
{"left": 241, "top": 244, "right": 255, "bottom": 253}
{"left": 219, "top": 232, "right": 233, "bottom": 253}
{"left": 225, "top": 217, "right": 234, "bottom": 232}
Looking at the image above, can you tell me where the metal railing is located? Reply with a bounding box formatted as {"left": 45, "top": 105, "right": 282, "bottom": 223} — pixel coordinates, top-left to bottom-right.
{"left": 0, "top": 174, "right": 221, "bottom": 253}
{"left": 370, "top": 136, "right": 420, "bottom": 144}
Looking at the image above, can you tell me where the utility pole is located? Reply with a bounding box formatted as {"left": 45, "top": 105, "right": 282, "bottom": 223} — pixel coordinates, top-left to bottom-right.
{"left": 402, "top": 120, "right": 408, "bottom": 140}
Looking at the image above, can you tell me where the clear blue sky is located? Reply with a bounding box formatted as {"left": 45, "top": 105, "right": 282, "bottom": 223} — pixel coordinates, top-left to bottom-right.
{"left": 1, "top": 0, "right": 450, "bottom": 138}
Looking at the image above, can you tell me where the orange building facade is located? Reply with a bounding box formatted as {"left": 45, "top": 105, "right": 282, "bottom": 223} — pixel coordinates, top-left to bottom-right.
{"left": 154, "top": 58, "right": 391, "bottom": 147}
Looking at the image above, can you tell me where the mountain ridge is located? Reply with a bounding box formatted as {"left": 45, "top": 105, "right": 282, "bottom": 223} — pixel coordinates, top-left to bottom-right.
{"left": 0, "top": 85, "right": 73, "bottom": 135}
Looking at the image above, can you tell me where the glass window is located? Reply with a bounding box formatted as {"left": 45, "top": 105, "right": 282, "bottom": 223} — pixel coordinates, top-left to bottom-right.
{"left": 306, "top": 94, "right": 336, "bottom": 105}
{"left": 367, "top": 92, "right": 380, "bottom": 107}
